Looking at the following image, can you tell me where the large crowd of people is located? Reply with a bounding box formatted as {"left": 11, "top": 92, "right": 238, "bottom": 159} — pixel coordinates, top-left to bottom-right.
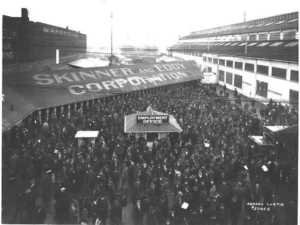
{"left": 2, "top": 82, "right": 298, "bottom": 225}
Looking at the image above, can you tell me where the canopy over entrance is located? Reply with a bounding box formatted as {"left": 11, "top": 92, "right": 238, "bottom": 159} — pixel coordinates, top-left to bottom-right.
{"left": 124, "top": 107, "right": 182, "bottom": 133}
{"left": 248, "top": 136, "right": 274, "bottom": 146}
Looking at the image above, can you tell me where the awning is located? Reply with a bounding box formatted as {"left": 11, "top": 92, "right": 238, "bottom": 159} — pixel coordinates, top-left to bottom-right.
{"left": 264, "top": 125, "right": 298, "bottom": 136}
{"left": 3, "top": 61, "right": 203, "bottom": 132}
{"left": 67, "top": 58, "right": 110, "bottom": 68}
{"left": 248, "top": 136, "right": 274, "bottom": 146}
{"left": 124, "top": 108, "right": 182, "bottom": 133}
{"left": 75, "top": 131, "right": 99, "bottom": 138}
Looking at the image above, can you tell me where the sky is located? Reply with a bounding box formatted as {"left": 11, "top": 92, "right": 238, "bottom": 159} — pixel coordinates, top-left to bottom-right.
{"left": 1, "top": 0, "right": 299, "bottom": 52}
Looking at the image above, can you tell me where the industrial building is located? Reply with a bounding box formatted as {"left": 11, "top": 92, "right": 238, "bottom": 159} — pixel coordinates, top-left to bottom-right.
{"left": 3, "top": 8, "right": 87, "bottom": 70}
{"left": 167, "top": 12, "right": 298, "bottom": 107}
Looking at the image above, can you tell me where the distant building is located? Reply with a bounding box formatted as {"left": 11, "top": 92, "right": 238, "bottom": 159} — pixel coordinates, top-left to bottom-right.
{"left": 119, "top": 45, "right": 159, "bottom": 57}
{"left": 3, "top": 8, "right": 87, "bottom": 67}
{"left": 167, "top": 12, "right": 298, "bottom": 107}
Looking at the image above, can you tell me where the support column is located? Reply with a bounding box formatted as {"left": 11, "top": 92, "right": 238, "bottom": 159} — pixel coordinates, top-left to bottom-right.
{"left": 81, "top": 102, "right": 83, "bottom": 115}
{"left": 54, "top": 107, "right": 57, "bottom": 118}
{"left": 46, "top": 108, "right": 49, "bottom": 123}
{"left": 38, "top": 110, "right": 42, "bottom": 124}
{"left": 74, "top": 103, "right": 77, "bottom": 112}
{"left": 61, "top": 105, "right": 64, "bottom": 117}
{"left": 68, "top": 104, "right": 71, "bottom": 119}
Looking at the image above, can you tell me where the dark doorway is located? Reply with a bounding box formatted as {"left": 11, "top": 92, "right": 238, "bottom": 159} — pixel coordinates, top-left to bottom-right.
{"left": 147, "top": 133, "right": 158, "bottom": 142}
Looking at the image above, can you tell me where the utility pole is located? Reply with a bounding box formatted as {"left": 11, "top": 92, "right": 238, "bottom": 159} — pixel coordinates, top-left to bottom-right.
{"left": 110, "top": 13, "right": 113, "bottom": 66}
{"left": 244, "top": 12, "right": 246, "bottom": 22}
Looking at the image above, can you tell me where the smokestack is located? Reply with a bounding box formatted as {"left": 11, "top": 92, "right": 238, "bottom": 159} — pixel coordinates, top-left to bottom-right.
{"left": 22, "top": 8, "right": 29, "bottom": 20}
{"left": 21, "top": 8, "right": 29, "bottom": 21}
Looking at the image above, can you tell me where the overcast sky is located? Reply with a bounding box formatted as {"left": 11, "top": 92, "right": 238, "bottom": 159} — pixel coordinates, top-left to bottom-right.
{"left": 1, "top": 0, "right": 299, "bottom": 52}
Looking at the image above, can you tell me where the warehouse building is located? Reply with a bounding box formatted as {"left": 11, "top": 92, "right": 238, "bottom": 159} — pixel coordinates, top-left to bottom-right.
{"left": 3, "top": 8, "right": 87, "bottom": 72}
{"left": 167, "top": 12, "right": 298, "bottom": 107}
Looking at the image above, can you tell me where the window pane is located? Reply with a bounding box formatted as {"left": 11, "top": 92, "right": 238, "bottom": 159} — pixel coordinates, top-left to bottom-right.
{"left": 203, "top": 56, "right": 207, "bottom": 62}
{"left": 235, "top": 62, "right": 243, "bottom": 70}
{"left": 227, "top": 60, "right": 233, "bottom": 67}
{"left": 219, "top": 70, "right": 224, "bottom": 81}
{"left": 257, "top": 65, "right": 269, "bottom": 75}
{"left": 245, "top": 63, "right": 255, "bottom": 72}
{"left": 258, "top": 33, "right": 268, "bottom": 41}
{"left": 272, "top": 67, "right": 287, "bottom": 79}
{"left": 291, "top": 70, "right": 299, "bottom": 82}
{"left": 226, "top": 72, "right": 233, "bottom": 85}
{"left": 208, "top": 67, "right": 212, "bottom": 72}
{"left": 256, "top": 80, "right": 268, "bottom": 98}
{"left": 219, "top": 59, "right": 225, "bottom": 66}
{"left": 283, "top": 30, "right": 296, "bottom": 40}
{"left": 249, "top": 34, "right": 257, "bottom": 41}
{"left": 213, "top": 58, "right": 218, "bottom": 64}
{"left": 208, "top": 57, "right": 212, "bottom": 63}
{"left": 234, "top": 74, "right": 243, "bottom": 88}
{"left": 290, "top": 89, "right": 299, "bottom": 108}
{"left": 269, "top": 31, "right": 280, "bottom": 40}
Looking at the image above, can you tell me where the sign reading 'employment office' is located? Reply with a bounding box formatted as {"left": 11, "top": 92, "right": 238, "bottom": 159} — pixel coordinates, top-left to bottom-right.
{"left": 136, "top": 115, "right": 169, "bottom": 124}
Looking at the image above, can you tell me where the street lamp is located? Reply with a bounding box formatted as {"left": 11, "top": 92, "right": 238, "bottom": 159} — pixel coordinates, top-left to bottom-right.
{"left": 110, "top": 13, "right": 113, "bottom": 66}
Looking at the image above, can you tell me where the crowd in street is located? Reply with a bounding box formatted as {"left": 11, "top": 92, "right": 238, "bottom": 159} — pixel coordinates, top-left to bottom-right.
{"left": 2, "top": 82, "right": 298, "bottom": 225}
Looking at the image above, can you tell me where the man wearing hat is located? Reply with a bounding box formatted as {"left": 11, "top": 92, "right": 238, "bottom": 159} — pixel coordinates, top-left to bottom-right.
{"left": 229, "top": 196, "right": 241, "bottom": 225}
{"left": 133, "top": 199, "right": 144, "bottom": 225}
{"left": 110, "top": 200, "right": 122, "bottom": 225}
{"left": 33, "top": 200, "right": 46, "bottom": 224}
{"left": 195, "top": 204, "right": 208, "bottom": 225}
{"left": 97, "top": 192, "right": 109, "bottom": 225}
{"left": 216, "top": 203, "right": 229, "bottom": 225}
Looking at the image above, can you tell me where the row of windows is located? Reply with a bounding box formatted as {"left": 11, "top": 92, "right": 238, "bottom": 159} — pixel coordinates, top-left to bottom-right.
{"left": 219, "top": 70, "right": 243, "bottom": 89}
{"left": 181, "top": 28, "right": 298, "bottom": 43}
{"left": 203, "top": 56, "right": 298, "bottom": 82}
{"left": 190, "top": 14, "right": 298, "bottom": 36}
{"left": 219, "top": 72, "right": 298, "bottom": 101}
{"left": 178, "top": 41, "right": 298, "bottom": 47}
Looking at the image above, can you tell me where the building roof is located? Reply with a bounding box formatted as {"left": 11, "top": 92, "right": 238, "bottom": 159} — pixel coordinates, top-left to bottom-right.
{"left": 264, "top": 125, "right": 298, "bottom": 136}
{"left": 181, "top": 12, "right": 298, "bottom": 40}
{"left": 67, "top": 58, "right": 110, "bottom": 68}
{"left": 168, "top": 40, "right": 298, "bottom": 62}
{"left": 2, "top": 61, "right": 203, "bottom": 132}
{"left": 124, "top": 109, "right": 182, "bottom": 133}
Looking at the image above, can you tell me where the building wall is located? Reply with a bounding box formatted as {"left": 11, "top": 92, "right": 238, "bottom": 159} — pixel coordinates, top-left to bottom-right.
{"left": 171, "top": 51, "right": 298, "bottom": 105}
{"left": 3, "top": 14, "right": 87, "bottom": 67}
